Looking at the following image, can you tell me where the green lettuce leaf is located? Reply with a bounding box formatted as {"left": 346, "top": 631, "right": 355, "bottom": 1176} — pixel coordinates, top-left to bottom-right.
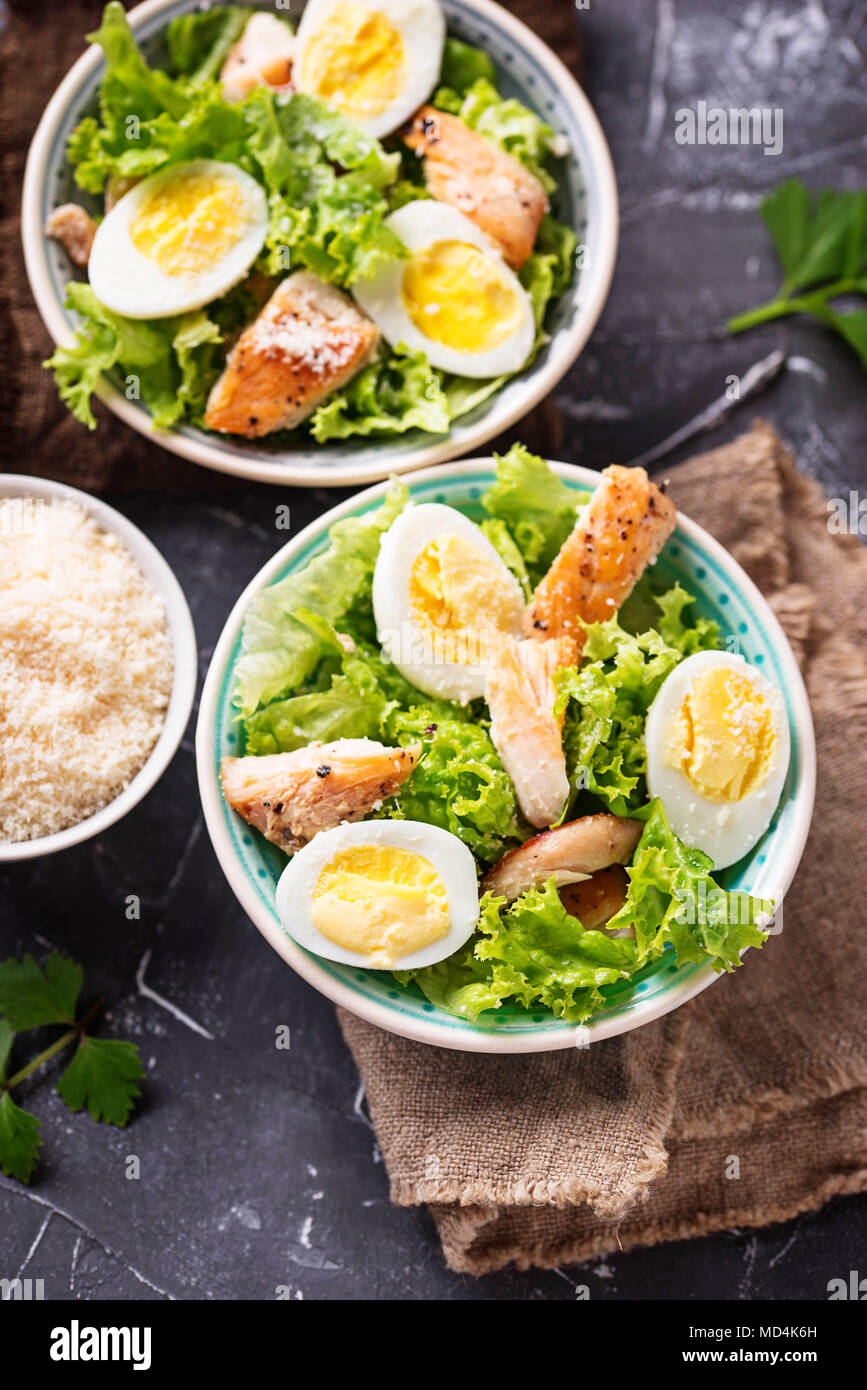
{"left": 276, "top": 180, "right": 406, "bottom": 285}
{"left": 273, "top": 92, "right": 400, "bottom": 190}
{"left": 607, "top": 799, "right": 773, "bottom": 972}
{"left": 310, "top": 347, "right": 451, "bottom": 442}
{"left": 68, "top": 3, "right": 252, "bottom": 193}
{"left": 233, "top": 482, "right": 408, "bottom": 719}
{"left": 482, "top": 443, "right": 586, "bottom": 579}
{"left": 245, "top": 89, "right": 404, "bottom": 285}
{"left": 43, "top": 284, "right": 225, "bottom": 431}
{"left": 403, "top": 803, "right": 771, "bottom": 1024}
{"left": 171, "top": 310, "right": 224, "bottom": 420}
{"left": 479, "top": 518, "right": 532, "bottom": 598}
{"left": 438, "top": 37, "right": 497, "bottom": 97}
{"left": 44, "top": 284, "right": 180, "bottom": 429}
{"left": 166, "top": 6, "right": 252, "bottom": 84}
{"left": 553, "top": 589, "right": 720, "bottom": 815}
{"left": 521, "top": 216, "right": 578, "bottom": 330}
{"left": 383, "top": 707, "right": 520, "bottom": 864}
{"left": 654, "top": 582, "right": 722, "bottom": 655}
{"left": 393, "top": 938, "right": 513, "bottom": 1022}
{"left": 89, "top": 1, "right": 189, "bottom": 122}
{"left": 405, "top": 882, "right": 637, "bottom": 1023}
{"left": 244, "top": 637, "right": 391, "bottom": 755}
{"left": 438, "top": 373, "right": 505, "bottom": 421}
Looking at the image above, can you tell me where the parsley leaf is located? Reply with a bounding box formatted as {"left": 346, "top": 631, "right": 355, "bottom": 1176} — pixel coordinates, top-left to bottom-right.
{"left": 0, "top": 1092, "right": 43, "bottom": 1183}
{"left": 0, "top": 953, "right": 143, "bottom": 1180}
{"left": 57, "top": 1037, "right": 145, "bottom": 1127}
{"left": 728, "top": 179, "right": 867, "bottom": 370}
{"left": 0, "top": 1017, "right": 14, "bottom": 1077}
{"left": 0, "top": 952, "right": 82, "bottom": 1029}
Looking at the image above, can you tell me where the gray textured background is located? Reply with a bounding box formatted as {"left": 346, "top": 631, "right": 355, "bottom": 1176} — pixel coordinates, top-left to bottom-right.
{"left": 2, "top": 0, "right": 866, "bottom": 1300}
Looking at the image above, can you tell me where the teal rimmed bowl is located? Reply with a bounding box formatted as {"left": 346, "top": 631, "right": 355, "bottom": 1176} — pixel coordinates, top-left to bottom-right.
{"left": 22, "top": 0, "right": 618, "bottom": 488}
{"left": 195, "top": 460, "right": 816, "bottom": 1052}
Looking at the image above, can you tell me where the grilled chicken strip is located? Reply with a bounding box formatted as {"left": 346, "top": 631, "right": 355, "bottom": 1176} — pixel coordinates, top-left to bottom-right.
{"left": 44, "top": 204, "right": 97, "bottom": 268}
{"left": 220, "top": 12, "right": 295, "bottom": 103}
{"left": 221, "top": 739, "right": 421, "bottom": 852}
{"left": 403, "top": 106, "right": 549, "bottom": 269}
{"left": 204, "top": 273, "right": 380, "bottom": 438}
{"left": 481, "top": 813, "right": 643, "bottom": 901}
{"left": 559, "top": 864, "right": 630, "bottom": 931}
{"left": 526, "top": 465, "right": 677, "bottom": 651}
{"left": 485, "top": 634, "right": 575, "bottom": 829}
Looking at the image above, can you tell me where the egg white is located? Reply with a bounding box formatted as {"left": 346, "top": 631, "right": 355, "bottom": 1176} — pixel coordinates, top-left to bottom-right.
{"left": 645, "top": 650, "right": 790, "bottom": 870}
{"left": 87, "top": 159, "right": 268, "bottom": 320}
{"left": 293, "top": 0, "right": 445, "bottom": 138}
{"left": 275, "top": 819, "right": 480, "bottom": 970}
{"left": 373, "top": 502, "right": 526, "bottom": 704}
{"left": 352, "top": 201, "right": 536, "bottom": 377}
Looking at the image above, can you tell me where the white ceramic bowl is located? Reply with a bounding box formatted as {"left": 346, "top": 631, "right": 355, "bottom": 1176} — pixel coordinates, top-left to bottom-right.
{"left": 196, "top": 459, "right": 816, "bottom": 1053}
{"left": 22, "top": 0, "right": 618, "bottom": 488}
{"left": 0, "top": 475, "right": 197, "bottom": 862}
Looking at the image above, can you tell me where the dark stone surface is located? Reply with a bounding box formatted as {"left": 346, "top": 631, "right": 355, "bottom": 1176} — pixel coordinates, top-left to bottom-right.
{"left": 1, "top": 0, "right": 865, "bottom": 1301}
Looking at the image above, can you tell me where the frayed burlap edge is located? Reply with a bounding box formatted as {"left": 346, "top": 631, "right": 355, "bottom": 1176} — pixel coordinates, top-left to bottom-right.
{"left": 342, "top": 1005, "right": 692, "bottom": 1222}
{"left": 432, "top": 1170, "right": 867, "bottom": 1275}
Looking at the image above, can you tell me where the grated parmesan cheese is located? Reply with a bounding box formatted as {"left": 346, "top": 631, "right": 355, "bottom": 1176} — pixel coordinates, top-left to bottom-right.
{"left": 0, "top": 498, "right": 174, "bottom": 843}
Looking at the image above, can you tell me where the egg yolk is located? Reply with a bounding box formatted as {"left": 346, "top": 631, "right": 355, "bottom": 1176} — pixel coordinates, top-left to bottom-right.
{"left": 130, "top": 172, "right": 248, "bottom": 277}
{"left": 664, "top": 667, "right": 775, "bottom": 801}
{"left": 299, "top": 3, "right": 406, "bottom": 120}
{"left": 311, "top": 845, "right": 449, "bottom": 966}
{"left": 409, "top": 533, "right": 513, "bottom": 665}
{"left": 402, "top": 241, "right": 524, "bottom": 354}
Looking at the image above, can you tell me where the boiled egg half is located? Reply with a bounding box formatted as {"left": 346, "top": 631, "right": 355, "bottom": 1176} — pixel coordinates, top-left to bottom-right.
{"left": 293, "top": 0, "right": 445, "bottom": 138}
{"left": 275, "top": 819, "right": 479, "bottom": 970}
{"left": 353, "top": 201, "right": 536, "bottom": 378}
{"left": 88, "top": 159, "right": 268, "bottom": 319}
{"left": 373, "top": 502, "right": 526, "bottom": 703}
{"left": 645, "top": 650, "right": 790, "bottom": 869}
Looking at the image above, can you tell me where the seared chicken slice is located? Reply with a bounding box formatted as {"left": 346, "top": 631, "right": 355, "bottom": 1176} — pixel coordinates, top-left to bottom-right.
{"left": 403, "top": 106, "right": 549, "bottom": 269}
{"left": 204, "top": 273, "right": 380, "bottom": 438}
{"left": 559, "top": 864, "right": 630, "bottom": 931}
{"left": 44, "top": 204, "right": 97, "bottom": 268}
{"left": 526, "top": 465, "right": 677, "bottom": 651}
{"left": 481, "top": 813, "right": 643, "bottom": 901}
{"left": 485, "top": 634, "right": 576, "bottom": 830}
{"left": 220, "top": 12, "right": 295, "bottom": 103}
{"left": 221, "top": 739, "right": 422, "bottom": 852}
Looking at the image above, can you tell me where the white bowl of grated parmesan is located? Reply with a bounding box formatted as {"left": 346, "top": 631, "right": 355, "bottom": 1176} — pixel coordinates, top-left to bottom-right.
{"left": 0, "top": 476, "right": 197, "bottom": 860}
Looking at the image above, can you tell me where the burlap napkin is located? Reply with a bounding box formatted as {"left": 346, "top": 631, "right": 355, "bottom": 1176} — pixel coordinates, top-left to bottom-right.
{"left": 339, "top": 421, "right": 867, "bottom": 1273}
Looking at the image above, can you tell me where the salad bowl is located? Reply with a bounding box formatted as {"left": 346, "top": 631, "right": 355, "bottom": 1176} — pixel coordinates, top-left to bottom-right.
{"left": 196, "top": 458, "right": 816, "bottom": 1053}
{"left": 22, "top": 0, "right": 618, "bottom": 488}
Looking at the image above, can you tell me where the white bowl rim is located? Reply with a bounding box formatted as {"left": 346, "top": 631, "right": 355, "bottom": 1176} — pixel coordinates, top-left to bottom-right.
{"left": 0, "top": 474, "right": 197, "bottom": 862}
{"left": 195, "top": 457, "right": 817, "bottom": 1053}
{"left": 21, "top": 0, "right": 619, "bottom": 488}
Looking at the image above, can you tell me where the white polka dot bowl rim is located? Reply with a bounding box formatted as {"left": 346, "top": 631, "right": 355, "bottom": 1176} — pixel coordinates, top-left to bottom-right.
{"left": 0, "top": 475, "right": 197, "bottom": 863}
{"left": 22, "top": 0, "right": 618, "bottom": 488}
{"left": 196, "top": 458, "right": 816, "bottom": 1053}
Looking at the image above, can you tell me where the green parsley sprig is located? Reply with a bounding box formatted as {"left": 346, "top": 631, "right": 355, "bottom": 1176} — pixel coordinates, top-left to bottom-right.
{"left": 728, "top": 179, "right": 867, "bottom": 370}
{"left": 0, "top": 953, "right": 144, "bottom": 1183}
